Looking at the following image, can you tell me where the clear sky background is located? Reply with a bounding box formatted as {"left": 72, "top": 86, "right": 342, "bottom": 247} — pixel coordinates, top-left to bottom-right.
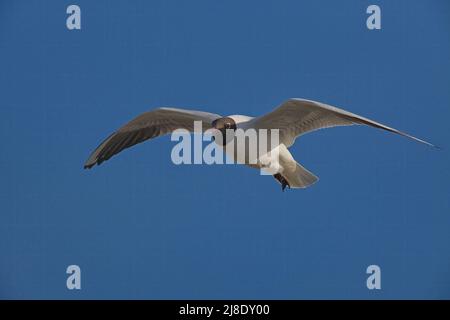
{"left": 0, "top": 0, "right": 449, "bottom": 299}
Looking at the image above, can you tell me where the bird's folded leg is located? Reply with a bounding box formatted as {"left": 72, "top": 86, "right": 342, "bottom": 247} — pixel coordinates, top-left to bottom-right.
{"left": 273, "top": 173, "right": 290, "bottom": 191}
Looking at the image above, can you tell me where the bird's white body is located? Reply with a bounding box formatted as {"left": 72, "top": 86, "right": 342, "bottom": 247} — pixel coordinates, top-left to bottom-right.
{"left": 221, "top": 114, "right": 318, "bottom": 187}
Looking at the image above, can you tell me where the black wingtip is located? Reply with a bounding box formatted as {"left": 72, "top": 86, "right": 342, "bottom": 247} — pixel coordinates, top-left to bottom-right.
{"left": 83, "top": 162, "right": 96, "bottom": 169}
{"left": 423, "top": 141, "right": 442, "bottom": 150}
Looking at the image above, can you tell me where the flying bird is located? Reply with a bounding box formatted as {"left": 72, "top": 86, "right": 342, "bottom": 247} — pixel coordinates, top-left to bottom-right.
{"left": 84, "top": 98, "right": 436, "bottom": 190}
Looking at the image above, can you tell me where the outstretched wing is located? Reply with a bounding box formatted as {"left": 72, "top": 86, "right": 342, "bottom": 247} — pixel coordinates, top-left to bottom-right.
{"left": 84, "top": 107, "right": 221, "bottom": 169}
{"left": 252, "top": 98, "right": 436, "bottom": 148}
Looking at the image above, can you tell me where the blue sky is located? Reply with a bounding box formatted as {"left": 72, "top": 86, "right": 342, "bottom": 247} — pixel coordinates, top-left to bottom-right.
{"left": 0, "top": 0, "right": 449, "bottom": 299}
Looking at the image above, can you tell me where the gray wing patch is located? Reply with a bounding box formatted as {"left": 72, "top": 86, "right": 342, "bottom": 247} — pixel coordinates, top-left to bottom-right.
{"left": 84, "top": 108, "right": 221, "bottom": 169}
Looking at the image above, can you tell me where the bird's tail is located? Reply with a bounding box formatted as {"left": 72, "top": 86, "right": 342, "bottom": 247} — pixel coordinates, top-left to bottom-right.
{"left": 285, "top": 162, "right": 319, "bottom": 188}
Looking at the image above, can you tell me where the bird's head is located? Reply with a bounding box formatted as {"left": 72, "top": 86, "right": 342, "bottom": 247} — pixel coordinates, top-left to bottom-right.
{"left": 211, "top": 117, "right": 237, "bottom": 145}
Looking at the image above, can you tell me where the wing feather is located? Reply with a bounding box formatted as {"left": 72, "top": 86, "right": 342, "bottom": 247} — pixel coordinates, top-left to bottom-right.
{"left": 84, "top": 107, "right": 221, "bottom": 168}
{"left": 253, "top": 98, "right": 436, "bottom": 148}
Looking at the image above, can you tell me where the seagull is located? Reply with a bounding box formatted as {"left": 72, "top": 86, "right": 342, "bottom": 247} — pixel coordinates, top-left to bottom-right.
{"left": 84, "top": 98, "right": 436, "bottom": 191}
